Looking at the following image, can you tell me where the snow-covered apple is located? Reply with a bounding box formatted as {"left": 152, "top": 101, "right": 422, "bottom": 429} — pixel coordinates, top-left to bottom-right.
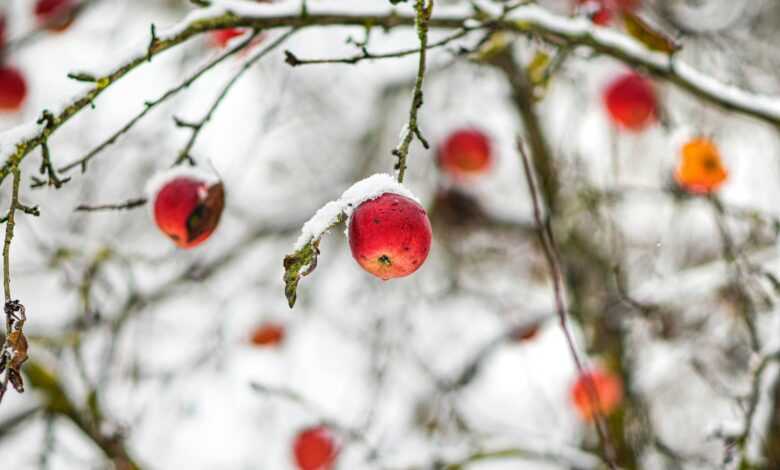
{"left": 249, "top": 322, "right": 285, "bottom": 347}
{"left": 35, "top": 0, "right": 77, "bottom": 32}
{"left": 603, "top": 72, "right": 657, "bottom": 131}
{"left": 437, "top": 128, "right": 492, "bottom": 179}
{"left": 149, "top": 169, "right": 225, "bottom": 249}
{"left": 293, "top": 425, "right": 339, "bottom": 470}
{"left": 348, "top": 193, "right": 432, "bottom": 280}
{"left": 570, "top": 368, "right": 623, "bottom": 421}
{"left": 0, "top": 66, "right": 27, "bottom": 112}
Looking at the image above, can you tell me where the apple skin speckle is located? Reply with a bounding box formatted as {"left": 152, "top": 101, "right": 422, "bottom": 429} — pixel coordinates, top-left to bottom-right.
{"left": 348, "top": 193, "right": 432, "bottom": 280}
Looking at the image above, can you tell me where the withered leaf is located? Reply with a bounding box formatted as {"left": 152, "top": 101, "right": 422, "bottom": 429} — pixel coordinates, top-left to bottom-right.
{"left": 623, "top": 12, "right": 680, "bottom": 54}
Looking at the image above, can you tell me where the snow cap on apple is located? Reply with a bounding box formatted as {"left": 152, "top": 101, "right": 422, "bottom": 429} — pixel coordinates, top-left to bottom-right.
{"left": 146, "top": 166, "right": 225, "bottom": 249}
{"left": 294, "top": 175, "right": 432, "bottom": 281}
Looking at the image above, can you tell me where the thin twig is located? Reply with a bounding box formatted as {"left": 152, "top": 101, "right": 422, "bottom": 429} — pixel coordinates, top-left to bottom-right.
{"left": 3, "top": 168, "right": 21, "bottom": 302}
{"left": 710, "top": 195, "right": 762, "bottom": 352}
{"left": 393, "top": 0, "right": 433, "bottom": 183}
{"left": 74, "top": 198, "right": 148, "bottom": 212}
{"left": 175, "top": 28, "right": 298, "bottom": 165}
{"left": 284, "top": 27, "right": 468, "bottom": 66}
{"left": 517, "top": 140, "right": 618, "bottom": 469}
{"left": 4, "top": 6, "right": 780, "bottom": 185}
{"left": 59, "top": 31, "right": 260, "bottom": 174}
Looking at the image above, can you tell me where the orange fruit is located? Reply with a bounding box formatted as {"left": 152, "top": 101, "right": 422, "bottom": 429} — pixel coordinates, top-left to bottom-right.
{"left": 675, "top": 137, "right": 728, "bottom": 194}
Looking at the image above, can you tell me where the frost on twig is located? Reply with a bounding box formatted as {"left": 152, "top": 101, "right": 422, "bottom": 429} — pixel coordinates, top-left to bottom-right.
{"left": 283, "top": 174, "right": 418, "bottom": 308}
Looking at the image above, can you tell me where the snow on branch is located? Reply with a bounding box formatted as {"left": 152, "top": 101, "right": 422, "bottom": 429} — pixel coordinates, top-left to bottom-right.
{"left": 283, "top": 174, "right": 417, "bottom": 308}
{"left": 2, "top": 0, "right": 780, "bottom": 192}
{"left": 485, "top": 3, "right": 780, "bottom": 126}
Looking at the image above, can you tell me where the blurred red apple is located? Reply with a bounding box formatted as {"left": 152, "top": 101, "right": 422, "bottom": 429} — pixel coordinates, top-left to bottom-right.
{"left": 151, "top": 172, "right": 225, "bottom": 249}
{"left": 603, "top": 72, "right": 656, "bottom": 131}
{"left": 348, "top": 193, "right": 432, "bottom": 280}
{"left": 437, "top": 128, "right": 492, "bottom": 179}
{"left": 570, "top": 368, "right": 623, "bottom": 421}
{"left": 35, "top": 0, "right": 77, "bottom": 32}
{"left": 575, "top": 0, "right": 640, "bottom": 25}
{"left": 249, "top": 322, "right": 285, "bottom": 347}
{"left": 210, "top": 28, "right": 249, "bottom": 48}
{"left": 0, "top": 66, "right": 27, "bottom": 112}
{"left": 293, "top": 426, "right": 339, "bottom": 470}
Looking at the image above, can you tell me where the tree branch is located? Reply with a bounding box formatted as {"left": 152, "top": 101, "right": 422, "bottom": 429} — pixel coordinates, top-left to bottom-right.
{"left": 3, "top": 2, "right": 780, "bottom": 186}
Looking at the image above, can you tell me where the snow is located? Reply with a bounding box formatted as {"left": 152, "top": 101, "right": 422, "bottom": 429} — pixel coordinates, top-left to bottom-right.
{"left": 674, "top": 60, "right": 780, "bottom": 118}
{"left": 2, "top": 1, "right": 780, "bottom": 469}
{"left": 292, "top": 173, "right": 419, "bottom": 250}
{"left": 144, "top": 165, "right": 221, "bottom": 200}
{"left": 0, "top": 120, "right": 45, "bottom": 160}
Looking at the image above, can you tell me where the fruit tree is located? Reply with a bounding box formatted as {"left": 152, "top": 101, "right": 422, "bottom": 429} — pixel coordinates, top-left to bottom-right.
{"left": 1, "top": 1, "right": 780, "bottom": 469}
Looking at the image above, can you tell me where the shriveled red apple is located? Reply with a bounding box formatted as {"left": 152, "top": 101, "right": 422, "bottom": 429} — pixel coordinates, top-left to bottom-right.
{"left": 150, "top": 170, "right": 225, "bottom": 249}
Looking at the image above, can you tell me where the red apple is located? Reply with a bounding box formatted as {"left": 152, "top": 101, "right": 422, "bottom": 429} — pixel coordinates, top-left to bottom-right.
{"left": 348, "top": 193, "right": 432, "bottom": 280}
{"left": 570, "top": 368, "right": 623, "bottom": 422}
{"left": 0, "top": 66, "right": 27, "bottom": 112}
{"left": 575, "top": 0, "right": 640, "bottom": 25}
{"left": 249, "top": 322, "right": 285, "bottom": 347}
{"left": 293, "top": 426, "right": 339, "bottom": 470}
{"left": 603, "top": 72, "right": 656, "bottom": 131}
{"left": 151, "top": 171, "right": 225, "bottom": 249}
{"left": 437, "top": 128, "right": 492, "bottom": 179}
{"left": 35, "top": 0, "right": 77, "bottom": 32}
{"left": 210, "top": 28, "right": 249, "bottom": 48}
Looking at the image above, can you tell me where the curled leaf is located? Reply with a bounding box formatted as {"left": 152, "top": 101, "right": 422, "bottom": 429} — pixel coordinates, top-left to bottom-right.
{"left": 283, "top": 214, "right": 345, "bottom": 308}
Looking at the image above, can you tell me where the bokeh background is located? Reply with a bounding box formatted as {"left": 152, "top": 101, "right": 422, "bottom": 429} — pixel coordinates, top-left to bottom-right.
{"left": 2, "top": 0, "right": 780, "bottom": 469}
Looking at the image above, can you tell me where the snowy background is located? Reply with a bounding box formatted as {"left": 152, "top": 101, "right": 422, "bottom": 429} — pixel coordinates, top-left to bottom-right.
{"left": 2, "top": 0, "right": 780, "bottom": 469}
